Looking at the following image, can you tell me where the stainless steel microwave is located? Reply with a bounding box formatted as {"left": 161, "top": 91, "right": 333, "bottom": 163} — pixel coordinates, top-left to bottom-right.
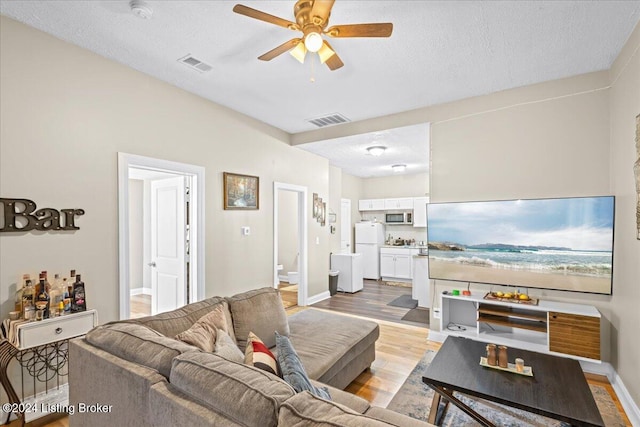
{"left": 385, "top": 212, "right": 412, "bottom": 225}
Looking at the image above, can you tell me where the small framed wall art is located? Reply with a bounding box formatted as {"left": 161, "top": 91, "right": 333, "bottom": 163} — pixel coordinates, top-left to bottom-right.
{"left": 223, "top": 172, "right": 259, "bottom": 210}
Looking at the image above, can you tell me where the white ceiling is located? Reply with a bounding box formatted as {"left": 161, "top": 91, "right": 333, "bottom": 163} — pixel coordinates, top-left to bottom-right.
{"left": 1, "top": 1, "right": 639, "bottom": 177}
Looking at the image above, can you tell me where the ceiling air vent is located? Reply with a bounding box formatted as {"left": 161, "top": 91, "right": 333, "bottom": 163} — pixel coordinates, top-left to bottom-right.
{"left": 306, "top": 113, "right": 350, "bottom": 128}
{"left": 178, "top": 55, "right": 213, "bottom": 73}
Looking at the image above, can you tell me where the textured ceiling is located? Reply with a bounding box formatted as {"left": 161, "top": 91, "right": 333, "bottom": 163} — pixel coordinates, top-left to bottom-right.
{"left": 1, "top": 1, "right": 639, "bottom": 177}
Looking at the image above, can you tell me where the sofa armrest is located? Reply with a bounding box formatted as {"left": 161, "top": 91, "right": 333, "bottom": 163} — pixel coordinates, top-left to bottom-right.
{"left": 69, "top": 338, "right": 166, "bottom": 427}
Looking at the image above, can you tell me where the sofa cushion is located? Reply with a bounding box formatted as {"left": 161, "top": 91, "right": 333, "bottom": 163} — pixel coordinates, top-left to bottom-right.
{"left": 170, "top": 352, "right": 295, "bottom": 427}
{"left": 134, "top": 297, "right": 235, "bottom": 341}
{"left": 175, "top": 304, "right": 234, "bottom": 352}
{"left": 275, "top": 332, "right": 331, "bottom": 400}
{"left": 215, "top": 329, "right": 244, "bottom": 363}
{"left": 287, "top": 309, "right": 379, "bottom": 382}
{"left": 85, "top": 322, "right": 197, "bottom": 378}
{"left": 227, "top": 287, "right": 289, "bottom": 351}
{"left": 245, "top": 332, "right": 280, "bottom": 377}
{"left": 279, "top": 391, "right": 425, "bottom": 426}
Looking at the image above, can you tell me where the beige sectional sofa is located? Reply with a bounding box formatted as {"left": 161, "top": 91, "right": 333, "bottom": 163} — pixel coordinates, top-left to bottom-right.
{"left": 68, "top": 287, "right": 434, "bottom": 426}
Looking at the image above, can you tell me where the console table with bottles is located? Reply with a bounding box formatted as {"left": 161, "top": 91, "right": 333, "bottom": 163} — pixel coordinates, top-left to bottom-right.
{"left": 0, "top": 309, "right": 97, "bottom": 425}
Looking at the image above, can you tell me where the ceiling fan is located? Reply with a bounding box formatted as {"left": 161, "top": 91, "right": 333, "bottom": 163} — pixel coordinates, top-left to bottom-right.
{"left": 233, "top": 0, "right": 393, "bottom": 70}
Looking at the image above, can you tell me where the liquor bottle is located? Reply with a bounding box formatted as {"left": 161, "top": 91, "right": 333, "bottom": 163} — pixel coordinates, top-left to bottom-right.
{"left": 71, "top": 274, "right": 86, "bottom": 313}
{"left": 64, "top": 285, "right": 72, "bottom": 313}
{"left": 41, "top": 271, "right": 51, "bottom": 293}
{"left": 21, "top": 278, "right": 35, "bottom": 319}
{"left": 49, "top": 274, "right": 62, "bottom": 313}
{"left": 69, "top": 269, "right": 76, "bottom": 285}
{"left": 36, "top": 278, "right": 50, "bottom": 319}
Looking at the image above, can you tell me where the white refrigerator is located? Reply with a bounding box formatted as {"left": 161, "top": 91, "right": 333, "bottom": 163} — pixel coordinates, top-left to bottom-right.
{"left": 355, "top": 222, "right": 385, "bottom": 280}
{"left": 330, "top": 253, "right": 364, "bottom": 293}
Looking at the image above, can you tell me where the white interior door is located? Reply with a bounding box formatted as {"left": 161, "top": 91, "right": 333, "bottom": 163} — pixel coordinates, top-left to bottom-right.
{"left": 151, "top": 176, "right": 186, "bottom": 314}
{"left": 340, "top": 199, "right": 352, "bottom": 253}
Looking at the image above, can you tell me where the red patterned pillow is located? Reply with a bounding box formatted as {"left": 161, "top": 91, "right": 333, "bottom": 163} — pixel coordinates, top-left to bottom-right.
{"left": 244, "top": 332, "right": 280, "bottom": 377}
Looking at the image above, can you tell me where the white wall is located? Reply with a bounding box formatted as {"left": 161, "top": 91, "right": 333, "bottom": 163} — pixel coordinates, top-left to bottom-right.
{"left": 128, "top": 179, "right": 144, "bottom": 290}
{"left": 277, "top": 190, "right": 299, "bottom": 276}
{"left": 0, "top": 16, "right": 331, "bottom": 322}
{"left": 362, "top": 172, "right": 430, "bottom": 199}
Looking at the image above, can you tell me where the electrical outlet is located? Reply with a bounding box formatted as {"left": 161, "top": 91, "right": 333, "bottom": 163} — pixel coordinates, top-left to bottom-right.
{"left": 433, "top": 308, "right": 441, "bottom": 319}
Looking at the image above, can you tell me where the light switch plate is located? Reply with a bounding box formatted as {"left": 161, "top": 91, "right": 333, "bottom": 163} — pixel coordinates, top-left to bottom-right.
{"left": 433, "top": 308, "right": 441, "bottom": 319}
{"left": 241, "top": 226, "right": 250, "bottom": 236}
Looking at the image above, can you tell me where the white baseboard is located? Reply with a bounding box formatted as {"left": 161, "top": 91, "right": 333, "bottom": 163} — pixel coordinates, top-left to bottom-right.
{"left": 278, "top": 275, "right": 289, "bottom": 283}
{"left": 611, "top": 370, "right": 640, "bottom": 426}
{"left": 130, "top": 287, "right": 152, "bottom": 296}
{"left": 306, "top": 291, "right": 330, "bottom": 306}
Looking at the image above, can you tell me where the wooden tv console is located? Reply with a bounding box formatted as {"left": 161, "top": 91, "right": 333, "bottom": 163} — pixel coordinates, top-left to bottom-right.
{"left": 440, "top": 293, "right": 601, "bottom": 362}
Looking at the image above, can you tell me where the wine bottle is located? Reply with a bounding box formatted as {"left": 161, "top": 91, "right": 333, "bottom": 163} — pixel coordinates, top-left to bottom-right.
{"left": 21, "top": 278, "right": 35, "bottom": 319}
{"left": 71, "top": 274, "right": 86, "bottom": 313}
{"left": 36, "top": 278, "right": 50, "bottom": 319}
{"left": 64, "top": 285, "right": 72, "bottom": 313}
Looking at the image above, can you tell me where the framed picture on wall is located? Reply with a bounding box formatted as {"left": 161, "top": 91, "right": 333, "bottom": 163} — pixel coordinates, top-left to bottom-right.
{"left": 313, "top": 193, "right": 319, "bottom": 219}
{"left": 223, "top": 172, "right": 259, "bottom": 210}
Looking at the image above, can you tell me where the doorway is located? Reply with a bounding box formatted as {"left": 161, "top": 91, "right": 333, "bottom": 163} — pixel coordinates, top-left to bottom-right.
{"left": 273, "top": 182, "right": 308, "bottom": 307}
{"left": 118, "top": 153, "right": 205, "bottom": 320}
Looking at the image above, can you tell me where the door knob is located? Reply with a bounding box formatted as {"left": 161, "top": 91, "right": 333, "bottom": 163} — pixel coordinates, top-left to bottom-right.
{"left": 148, "top": 262, "right": 157, "bottom": 267}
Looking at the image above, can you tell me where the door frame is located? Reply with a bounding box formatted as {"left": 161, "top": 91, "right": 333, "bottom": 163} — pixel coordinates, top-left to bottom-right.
{"left": 117, "top": 153, "right": 205, "bottom": 320}
{"left": 273, "top": 182, "right": 308, "bottom": 306}
{"left": 340, "top": 198, "right": 352, "bottom": 253}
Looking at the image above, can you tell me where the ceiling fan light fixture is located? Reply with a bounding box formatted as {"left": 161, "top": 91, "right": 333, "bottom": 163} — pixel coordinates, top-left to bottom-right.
{"left": 366, "top": 146, "right": 387, "bottom": 156}
{"left": 304, "top": 32, "right": 323, "bottom": 52}
{"left": 290, "top": 42, "right": 307, "bottom": 63}
{"left": 317, "top": 42, "right": 335, "bottom": 64}
{"left": 391, "top": 164, "right": 407, "bottom": 173}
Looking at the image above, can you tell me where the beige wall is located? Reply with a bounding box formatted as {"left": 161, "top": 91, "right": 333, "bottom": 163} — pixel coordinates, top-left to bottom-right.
{"left": 340, "top": 172, "right": 363, "bottom": 252}
{"left": 329, "top": 166, "right": 342, "bottom": 253}
{"left": 0, "top": 16, "right": 331, "bottom": 322}
{"left": 609, "top": 22, "right": 640, "bottom": 406}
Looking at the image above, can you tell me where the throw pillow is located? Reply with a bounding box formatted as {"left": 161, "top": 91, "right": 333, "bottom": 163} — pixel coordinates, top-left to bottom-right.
{"left": 275, "top": 332, "right": 331, "bottom": 400}
{"left": 175, "top": 304, "right": 232, "bottom": 352}
{"left": 244, "top": 332, "right": 280, "bottom": 377}
{"left": 214, "top": 329, "right": 244, "bottom": 363}
{"left": 226, "top": 287, "right": 290, "bottom": 352}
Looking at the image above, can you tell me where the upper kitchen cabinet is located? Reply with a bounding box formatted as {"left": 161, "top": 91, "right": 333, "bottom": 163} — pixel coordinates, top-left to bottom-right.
{"left": 413, "top": 197, "right": 429, "bottom": 227}
{"left": 358, "top": 199, "right": 386, "bottom": 211}
{"left": 384, "top": 198, "right": 414, "bottom": 210}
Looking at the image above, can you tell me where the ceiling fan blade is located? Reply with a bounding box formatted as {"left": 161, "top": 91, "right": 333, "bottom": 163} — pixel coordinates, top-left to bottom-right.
{"left": 258, "top": 38, "right": 301, "bottom": 61}
{"left": 233, "top": 4, "right": 298, "bottom": 30}
{"left": 309, "top": 0, "right": 335, "bottom": 26}
{"left": 322, "top": 41, "right": 344, "bottom": 70}
{"left": 325, "top": 23, "right": 393, "bottom": 38}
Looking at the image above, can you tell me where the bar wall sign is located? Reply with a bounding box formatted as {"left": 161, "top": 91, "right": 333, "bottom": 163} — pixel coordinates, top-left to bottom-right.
{"left": 0, "top": 198, "right": 85, "bottom": 232}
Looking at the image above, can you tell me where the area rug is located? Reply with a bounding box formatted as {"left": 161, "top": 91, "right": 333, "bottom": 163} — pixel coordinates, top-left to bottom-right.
{"left": 387, "top": 294, "right": 418, "bottom": 309}
{"left": 387, "top": 351, "right": 625, "bottom": 427}
{"left": 401, "top": 308, "right": 429, "bottom": 326}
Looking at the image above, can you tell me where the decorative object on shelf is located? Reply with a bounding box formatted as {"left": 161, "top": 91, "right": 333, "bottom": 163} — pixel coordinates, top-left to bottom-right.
{"left": 0, "top": 198, "right": 85, "bottom": 233}
{"left": 635, "top": 113, "right": 639, "bottom": 239}
{"left": 484, "top": 292, "right": 538, "bottom": 306}
{"left": 223, "top": 172, "right": 259, "bottom": 210}
{"left": 479, "top": 357, "right": 533, "bottom": 377}
{"left": 515, "top": 358, "right": 525, "bottom": 373}
{"left": 486, "top": 344, "right": 497, "bottom": 366}
{"left": 498, "top": 345, "right": 508, "bottom": 368}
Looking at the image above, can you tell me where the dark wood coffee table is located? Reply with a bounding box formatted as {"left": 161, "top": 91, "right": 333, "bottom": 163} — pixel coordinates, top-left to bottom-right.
{"left": 422, "top": 336, "right": 604, "bottom": 427}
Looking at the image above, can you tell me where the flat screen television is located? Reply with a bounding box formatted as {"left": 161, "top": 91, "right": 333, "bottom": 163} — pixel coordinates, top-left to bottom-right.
{"left": 427, "top": 196, "right": 615, "bottom": 295}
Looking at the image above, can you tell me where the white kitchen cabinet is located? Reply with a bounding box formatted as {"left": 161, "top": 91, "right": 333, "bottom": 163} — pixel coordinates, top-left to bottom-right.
{"left": 384, "top": 198, "right": 414, "bottom": 210}
{"left": 380, "top": 247, "right": 414, "bottom": 279}
{"left": 413, "top": 197, "right": 429, "bottom": 228}
{"left": 358, "top": 199, "right": 386, "bottom": 211}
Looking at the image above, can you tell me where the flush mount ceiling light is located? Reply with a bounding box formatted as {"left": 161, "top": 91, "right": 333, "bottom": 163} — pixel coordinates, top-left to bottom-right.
{"left": 366, "top": 146, "right": 387, "bottom": 156}
{"left": 130, "top": 0, "right": 153, "bottom": 19}
{"left": 391, "top": 164, "right": 407, "bottom": 173}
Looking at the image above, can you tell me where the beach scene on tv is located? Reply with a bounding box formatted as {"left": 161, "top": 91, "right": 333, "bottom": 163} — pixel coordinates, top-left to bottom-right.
{"left": 427, "top": 196, "right": 614, "bottom": 295}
